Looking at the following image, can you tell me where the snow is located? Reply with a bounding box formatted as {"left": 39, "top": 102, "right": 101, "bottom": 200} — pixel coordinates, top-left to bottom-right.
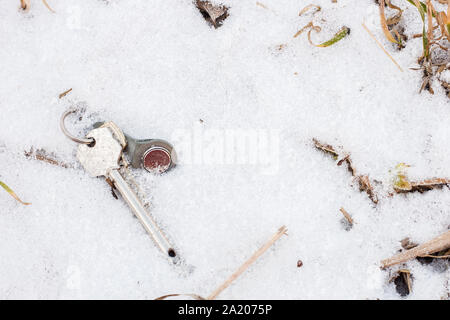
{"left": 0, "top": 0, "right": 449, "bottom": 299}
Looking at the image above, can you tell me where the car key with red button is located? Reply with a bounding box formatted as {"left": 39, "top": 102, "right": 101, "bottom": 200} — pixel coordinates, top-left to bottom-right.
{"left": 94, "top": 122, "right": 177, "bottom": 174}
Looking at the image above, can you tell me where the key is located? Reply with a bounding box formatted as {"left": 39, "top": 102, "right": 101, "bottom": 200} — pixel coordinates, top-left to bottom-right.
{"left": 77, "top": 126, "right": 178, "bottom": 261}
{"left": 93, "top": 122, "right": 176, "bottom": 173}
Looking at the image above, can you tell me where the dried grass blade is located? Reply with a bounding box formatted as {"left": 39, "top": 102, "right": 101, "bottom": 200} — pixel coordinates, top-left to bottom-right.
{"left": 20, "top": 0, "right": 30, "bottom": 10}
{"left": 294, "top": 22, "right": 313, "bottom": 38}
{"left": 0, "top": 180, "right": 31, "bottom": 205}
{"left": 299, "top": 4, "right": 321, "bottom": 16}
{"left": 42, "top": 0, "right": 55, "bottom": 13}
{"left": 379, "top": 0, "right": 400, "bottom": 43}
{"left": 207, "top": 226, "right": 287, "bottom": 300}
{"left": 155, "top": 293, "right": 205, "bottom": 300}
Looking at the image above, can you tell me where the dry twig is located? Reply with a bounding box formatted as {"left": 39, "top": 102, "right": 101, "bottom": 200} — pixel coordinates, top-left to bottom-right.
{"left": 59, "top": 88, "right": 72, "bottom": 99}
{"left": 381, "top": 229, "right": 450, "bottom": 268}
{"left": 339, "top": 207, "right": 354, "bottom": 226}
{"left": 313, "top": 138, "right": 379, "bottom": 204}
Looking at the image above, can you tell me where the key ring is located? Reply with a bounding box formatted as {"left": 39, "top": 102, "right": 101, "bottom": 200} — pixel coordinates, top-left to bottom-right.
{"left": 60, "top": 108, "right": 95, "bottom": 145}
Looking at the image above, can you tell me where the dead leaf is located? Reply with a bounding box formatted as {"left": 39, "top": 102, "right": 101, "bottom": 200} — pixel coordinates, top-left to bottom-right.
{"left": 195, "top": 0, "right": 229, "bottom": 28}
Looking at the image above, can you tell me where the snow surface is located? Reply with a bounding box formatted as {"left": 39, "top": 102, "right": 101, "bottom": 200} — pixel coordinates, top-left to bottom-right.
{"left": 0, "top": 0, "right": 449, "bottom": 299}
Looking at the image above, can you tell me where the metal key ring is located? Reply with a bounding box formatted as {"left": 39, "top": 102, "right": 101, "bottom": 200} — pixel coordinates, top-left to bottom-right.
{"left": 60, "top": 108, "right": 95, "bottom": 145}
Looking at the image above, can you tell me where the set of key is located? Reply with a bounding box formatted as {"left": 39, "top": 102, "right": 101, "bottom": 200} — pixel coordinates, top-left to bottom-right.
{"left": 61, "top": 109, "right": 178, "bottom": 262}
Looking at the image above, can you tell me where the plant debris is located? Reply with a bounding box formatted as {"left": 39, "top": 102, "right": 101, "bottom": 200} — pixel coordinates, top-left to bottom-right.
{"left": 392, "top": 163, "right": 450, "bottom": 194}
{"left": 312, "top": 138, "right": 339, "bottom": 158}
{"left": 358, "top": 175, "right": 378, "bottom": 204}
{"left": 313, "top": 138, "right": 379, "bottom": 204}
{"left": 391, "top": 269, "right": 413, "bottom": 296}
{"left": 20, "top": 0, "right": 29, "bottom": 10}
{"left": 24, "top": 147, "right": 71, "bottom": 168}
{"left": 105, "top": 177, "right": 119, "bottom": 200}
{"left": 396, "top": 237, "right": 449, "bottom": 266}
{"left": 299, "top": 4, "right": 321, "bottom": 17}
{"left": 20, "top": 0, "right": 55, "bottom": 12}
{"left": 407, "top": 0, "right": 450, "bottom": 95}
{"left": 308, "top": 26, "right": 350, "bottom": 48}
{"left": 256, "top": 1, "right": 268, "bottom": 10}
{"left": 379, "top": 0, "right": 405, "bottom": 48}
{"left": 294, "top": 5, "right": 349, "bottom": 47}
{"left": 381, "top": 229, "right": 450, "bottom": 268}
{"left": 155, "top": 226, "right": 287, "bottom": 300}
{"left": 59, "top": 88, "right": 72, "bottom": 99}
{"left": 0, "top": 180, "right": 31, "bottom": 205}
{"left": 339, "top": 207, "right": 354, "bottom": 230}
{"left": 295, "top": 22, "right": 350, "bottom": 47}
{"left": 401, "top": 237, "right": 418, "bottom": 250}
{"left": 195, "top": 0, "right": 229, "bottom": 28}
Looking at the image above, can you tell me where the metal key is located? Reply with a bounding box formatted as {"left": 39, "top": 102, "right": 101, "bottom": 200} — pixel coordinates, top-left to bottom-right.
{"left": 77, "top": 126, "right": 178, "bottom": 261}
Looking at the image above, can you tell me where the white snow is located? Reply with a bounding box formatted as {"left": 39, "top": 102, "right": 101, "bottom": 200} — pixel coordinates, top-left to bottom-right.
{"left": 0, "top": 0, "right": 449, "bottom": 299}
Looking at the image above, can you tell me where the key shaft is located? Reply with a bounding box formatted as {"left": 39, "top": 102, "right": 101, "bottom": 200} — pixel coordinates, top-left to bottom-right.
{"left": 108, "top": 169, "right": 177, "bottom": 260}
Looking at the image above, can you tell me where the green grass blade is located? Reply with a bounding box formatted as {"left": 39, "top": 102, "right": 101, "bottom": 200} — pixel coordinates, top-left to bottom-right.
{"left": 316, "top": 26, "right": 350, "bottom": 47}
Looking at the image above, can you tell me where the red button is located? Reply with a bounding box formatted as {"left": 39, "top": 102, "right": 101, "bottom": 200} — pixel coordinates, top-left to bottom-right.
{"left": 143, "top": 147, "right": 171, "bottom": 173}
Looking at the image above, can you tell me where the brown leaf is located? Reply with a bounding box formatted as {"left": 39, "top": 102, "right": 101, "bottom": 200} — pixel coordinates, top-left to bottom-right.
{"left": 195, "top": 0, "right": 229, "bottom": 28}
